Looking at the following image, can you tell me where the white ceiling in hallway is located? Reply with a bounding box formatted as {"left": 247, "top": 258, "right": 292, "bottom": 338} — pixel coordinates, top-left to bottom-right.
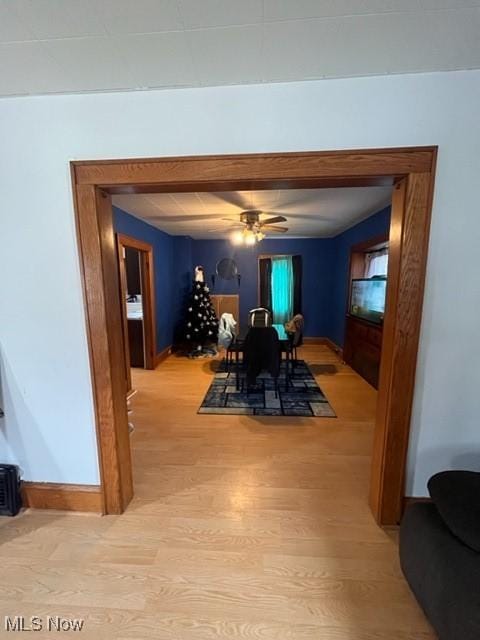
{"left": 0, "top": 0, "right": 479, "bottom": 97}
{"left": 112, "top": 186, "right": 393, "bottom": 239}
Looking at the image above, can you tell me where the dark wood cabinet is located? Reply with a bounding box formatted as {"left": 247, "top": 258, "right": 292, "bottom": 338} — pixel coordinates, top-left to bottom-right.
{"left": 343, "top": 315, "right": 383, "bottom": 389}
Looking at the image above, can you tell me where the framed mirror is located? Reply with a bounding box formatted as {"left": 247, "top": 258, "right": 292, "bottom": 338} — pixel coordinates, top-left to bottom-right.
{"left": 216, "top": 258, "right": 238, "bottom": 281}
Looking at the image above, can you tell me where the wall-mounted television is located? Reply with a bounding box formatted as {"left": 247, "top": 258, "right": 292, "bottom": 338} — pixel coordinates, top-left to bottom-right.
{"left": 350, "top": 277, "right": 387, "bottom": 324}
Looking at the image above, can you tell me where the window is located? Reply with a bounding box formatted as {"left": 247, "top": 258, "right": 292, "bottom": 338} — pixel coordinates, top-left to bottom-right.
{"left": 259, "top": 255, "right": 302, "bottom": 323}
{"left": 271, "top": 256, "right": 294, "bottom": 324}
{"left": 365, "top": 249, "right": 388, "bottom": 278}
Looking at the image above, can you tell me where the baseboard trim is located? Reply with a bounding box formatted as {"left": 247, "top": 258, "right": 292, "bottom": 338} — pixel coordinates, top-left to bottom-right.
{"left": 303, "top": 336, "right": 343, "bottom": 358}
{"left": 154, "top": 344, "right": 172, "bottom": 367}
{"left": 323, "top": 337, "right": 343, "bottom": 358}
{"left": 22, "top": 482, "right": 103, "bottom": 513}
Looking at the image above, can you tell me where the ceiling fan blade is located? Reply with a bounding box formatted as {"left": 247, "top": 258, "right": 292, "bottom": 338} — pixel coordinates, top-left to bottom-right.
{"left": 154, "top": 214, "right": 222, "bottom": 222}
{"left": 260, "top": 215, "right": 287, "bottom": 225}
{"left": 284, "top": 213, "right": 336, "bottom": 222}
{"left": 263, "top": 225, "right": 288, "bottom": 233}
{"left": 207, "top": 225, "right": 239, "bottom": 232}
{"left": 211, "top": 192, "right": 252, "bottom": 210}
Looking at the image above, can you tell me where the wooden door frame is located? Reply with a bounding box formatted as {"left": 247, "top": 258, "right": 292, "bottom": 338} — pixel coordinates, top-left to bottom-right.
{"left": 117, "top": 233, "right": 157, "bottom": 372}
{"left": 71, "top": 147, "right": 437, "bottom": 522}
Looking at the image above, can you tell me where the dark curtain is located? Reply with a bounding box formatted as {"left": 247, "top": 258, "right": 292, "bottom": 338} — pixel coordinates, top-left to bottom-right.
{"left": 259, "top": 257, "right": 272, "bottom": 311}
{"left": 292, "top": 254, "right": 302, "bottom": 315}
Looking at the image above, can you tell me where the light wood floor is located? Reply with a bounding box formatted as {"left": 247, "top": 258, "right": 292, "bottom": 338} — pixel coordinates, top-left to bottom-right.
{"left": 0, "top": 346, "right": 435, "bottom": 639}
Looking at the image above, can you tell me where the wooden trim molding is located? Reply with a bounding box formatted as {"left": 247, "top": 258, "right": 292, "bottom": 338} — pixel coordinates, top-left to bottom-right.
{"left": 369, "top": 169, "right": 437, "bottom": 525}
{"left": 351, "top": 233, "right": 389, "bottom": 254}
{"left": 71, "top": 147, "right": 437, "bottom": 523}
{"left": 117, "top": 233, "right": 157, "bottom": 370}
{"left": 117, "top": 233, "right": 153, "bottom": 253}
{"left": 302, "top": 337, "right": 324, "bottom": 345}
{"left": 155, "top": 344, "right": 172, "bottom": 367}
{"left": 22, "top": 482, "right": 103, "bottom": 513}
{"left": 324, "top": 338, "right": 343, "bottom": 359}
{"left": 73, "top": 148, "right": 435, "bottom": 188}
{"left": 72, "top": 186, "right": 133, "bottom": 515}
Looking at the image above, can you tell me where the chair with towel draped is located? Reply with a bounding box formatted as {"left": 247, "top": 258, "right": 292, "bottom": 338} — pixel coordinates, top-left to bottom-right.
{"left": 284, "top": 313, "right": 304, "bottom": 368}
{"left": 218, "top": 312, "right": 238, "bottom": 370}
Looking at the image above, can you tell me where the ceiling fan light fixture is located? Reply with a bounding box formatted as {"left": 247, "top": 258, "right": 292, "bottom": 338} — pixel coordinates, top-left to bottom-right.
{"left": 228, "top": 213, "right": 273, "bottom": 245}
{"left": 230, "top": 230, "right": 244, "bottom": 245}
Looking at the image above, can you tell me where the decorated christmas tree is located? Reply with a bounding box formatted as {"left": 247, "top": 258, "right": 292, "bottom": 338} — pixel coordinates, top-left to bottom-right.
{"left": 184, "top": 266, "right": 218, "bottom": 355}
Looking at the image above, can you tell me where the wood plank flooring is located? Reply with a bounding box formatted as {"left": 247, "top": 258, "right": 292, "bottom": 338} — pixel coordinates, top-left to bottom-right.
{"left": 0, "top": 346, "right": 435, "bottom": 639}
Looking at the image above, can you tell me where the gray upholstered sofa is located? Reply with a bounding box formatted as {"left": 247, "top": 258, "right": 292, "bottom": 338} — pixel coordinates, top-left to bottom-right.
{"left": 400, "top": 471, "right": 480, "bottom": 640}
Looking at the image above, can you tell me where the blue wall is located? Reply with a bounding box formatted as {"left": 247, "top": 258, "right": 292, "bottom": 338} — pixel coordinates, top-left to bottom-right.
{"left": 114, "top": 204, "right": 391, "bottom": 349}
{"left": 329, "top": 206, "right": 391, "bottom": 346}
{"left": 191, "top": 207, "right": 391, "bottom": 343}
{"left": 113, "top": 207, "right": 191, "bottom": 352}
{"left": 171, "top": 235, "right": 193, "bottom": 344}
{"left": 191, "top": 238, "right": 336, "bottom": 337}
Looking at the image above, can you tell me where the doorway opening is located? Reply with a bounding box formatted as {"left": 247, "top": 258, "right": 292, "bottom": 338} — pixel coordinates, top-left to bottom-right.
{"left": 71, "top": 148, "right": 437, "bottom": 524}
{"left": 116, "top": 234, "right": 156, "bottom": 393}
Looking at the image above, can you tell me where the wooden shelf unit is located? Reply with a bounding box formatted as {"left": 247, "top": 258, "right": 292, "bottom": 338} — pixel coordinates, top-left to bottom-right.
{"left": 343, "top": 234, "right": 388, "bottom": 389}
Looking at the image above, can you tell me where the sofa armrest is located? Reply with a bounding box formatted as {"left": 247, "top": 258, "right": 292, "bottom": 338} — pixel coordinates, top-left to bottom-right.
{"left": 428, "top": 470, "right": 480, "bottom": 552}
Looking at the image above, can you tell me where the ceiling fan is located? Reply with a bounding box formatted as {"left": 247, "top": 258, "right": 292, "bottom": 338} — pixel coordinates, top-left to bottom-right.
{"left": 211, "top": 210, "right": 288, "bottom": 245}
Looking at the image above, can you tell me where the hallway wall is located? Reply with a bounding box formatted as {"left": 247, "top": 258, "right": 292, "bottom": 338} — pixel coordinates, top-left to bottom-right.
{"left": 1, "top": 70, "right": 479, "bottom": 494}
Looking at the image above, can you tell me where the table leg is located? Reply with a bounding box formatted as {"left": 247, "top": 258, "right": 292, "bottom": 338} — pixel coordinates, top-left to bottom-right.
{"left": 235, "top": 349, "right": 239, "bottom": 391}
{"left": 287, "top": 351, "right": 291, "bottom": 389}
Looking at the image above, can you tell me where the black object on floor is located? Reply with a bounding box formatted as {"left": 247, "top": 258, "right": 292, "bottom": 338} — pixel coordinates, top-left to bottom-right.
{"left": 0, "top": 464, "right": 22, "bottom": 516}
{"left": 400, "top": 470, "right": 480, "bottom": 640}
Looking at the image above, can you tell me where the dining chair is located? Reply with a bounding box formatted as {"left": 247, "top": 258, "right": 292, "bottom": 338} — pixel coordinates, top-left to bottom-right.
{"left": 243, "top": 326, "right": 281, "bottom": 397}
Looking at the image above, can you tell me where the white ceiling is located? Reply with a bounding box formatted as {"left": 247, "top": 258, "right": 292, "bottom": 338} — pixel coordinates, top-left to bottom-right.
{"left": 1, "top": 1, "right": 479, "bottom": 97}
{"left": 112, "top": 186, "right": 393, "bottom": 239}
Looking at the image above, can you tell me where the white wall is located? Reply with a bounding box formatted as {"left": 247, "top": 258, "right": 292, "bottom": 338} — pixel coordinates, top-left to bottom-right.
{"left": 1, "top": 70, "right": 479, "bottom": 493}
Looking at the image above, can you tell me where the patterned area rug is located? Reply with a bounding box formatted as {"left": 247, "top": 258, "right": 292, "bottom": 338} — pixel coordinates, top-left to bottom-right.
{"left": 198, "top": 360, "right": 336, "bottom": 417}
